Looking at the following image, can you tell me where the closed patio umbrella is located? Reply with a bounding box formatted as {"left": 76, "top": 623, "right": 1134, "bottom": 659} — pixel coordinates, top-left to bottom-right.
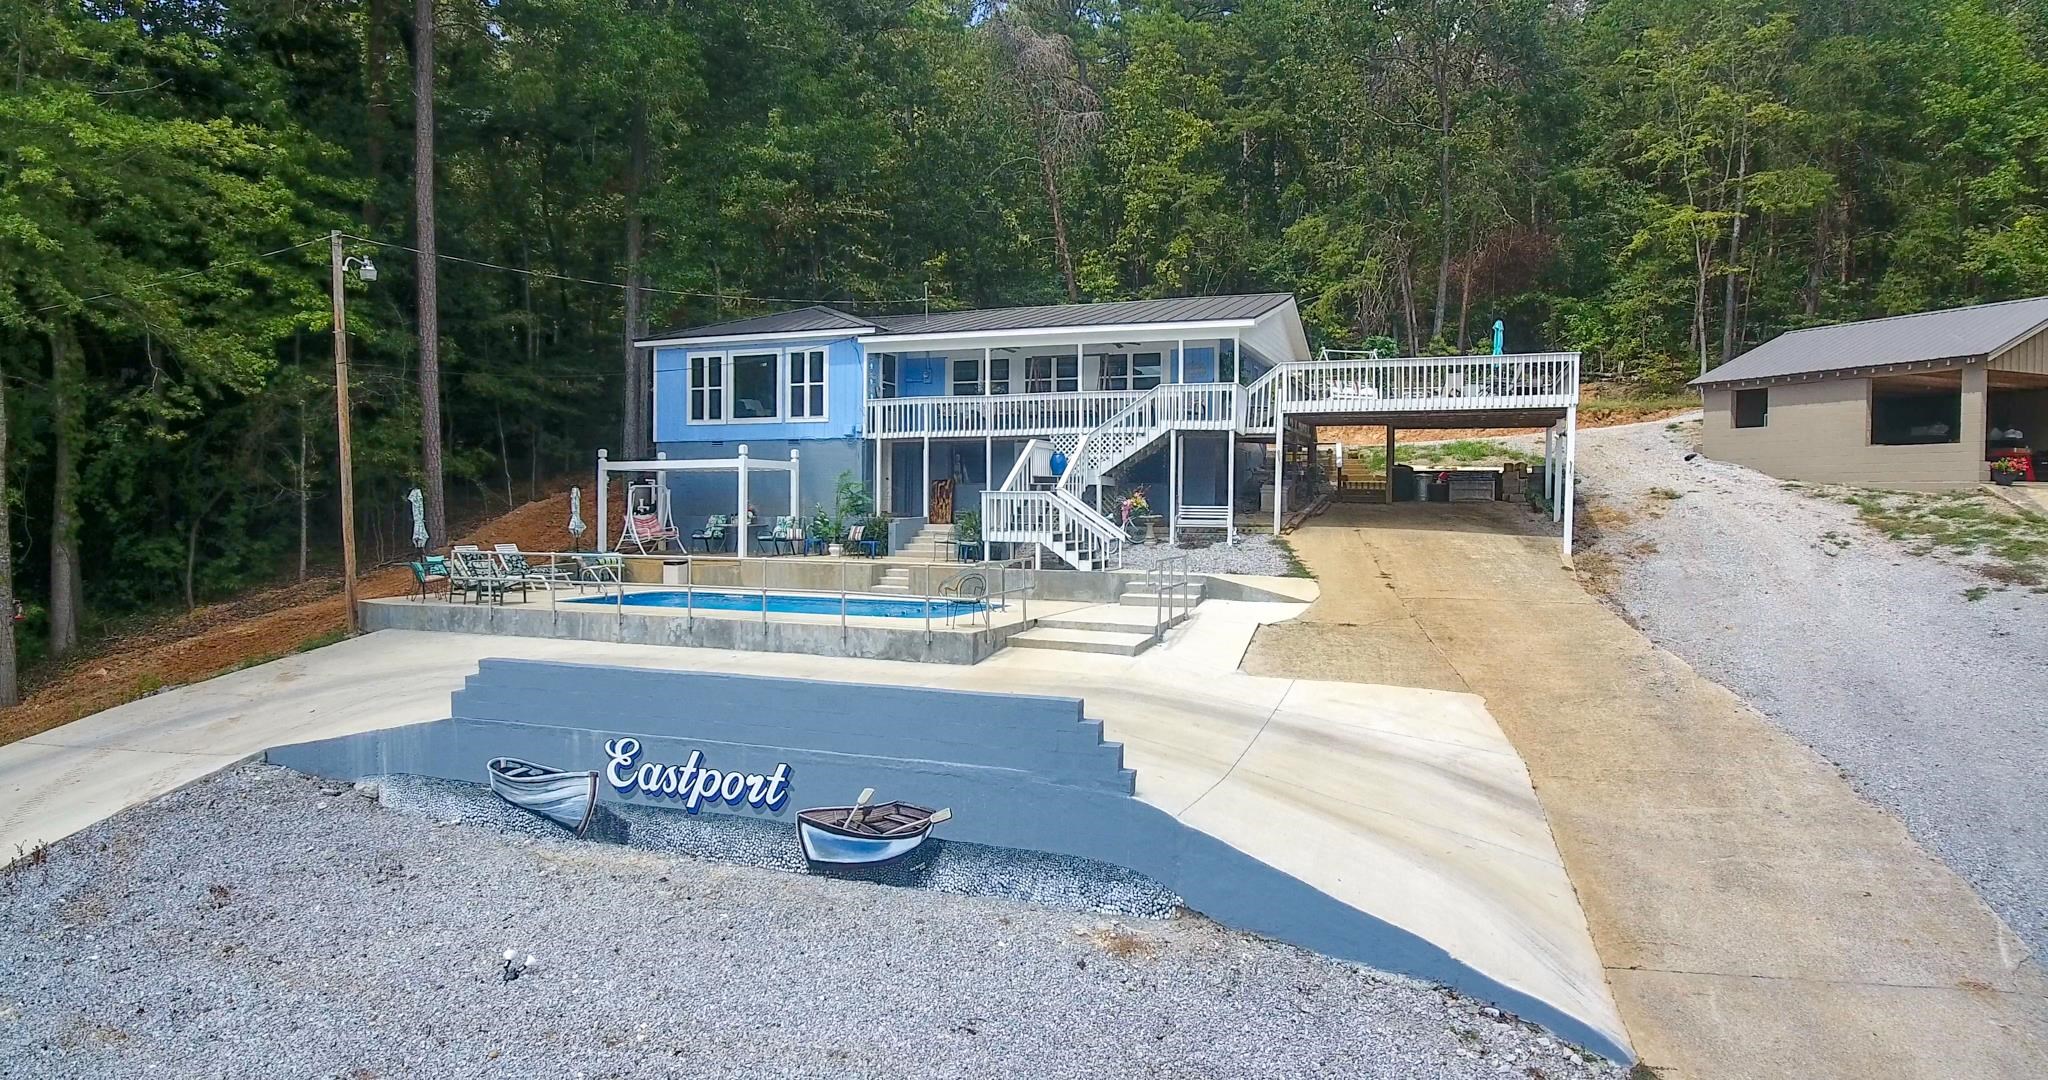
{"left": 568, "top": 486, "right": 586, "bottom": 548}
{"left": 1491, "top": 319, "right": 1505, "bottom": 356}
{"left": 407, "top": 488, "right": 428, "bottom": 553}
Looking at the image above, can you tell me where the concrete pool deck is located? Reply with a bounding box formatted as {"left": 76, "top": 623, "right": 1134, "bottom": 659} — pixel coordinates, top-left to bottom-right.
{"left": 0, "top": 595, "right": 1628, "bottom": 1058}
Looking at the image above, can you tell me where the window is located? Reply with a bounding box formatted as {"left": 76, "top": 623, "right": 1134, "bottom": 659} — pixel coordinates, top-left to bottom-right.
{"left": 988, "top": 357, "right": 1011, "bottom": 395}
{"left": 1133, "top": 352, "right": 1163, "bottom": 390}
{"left": 871, "top": 353, "right": 898, "bottom": 399}
{"left": 730, "top": 352, "right": 777, "bottom": 420}
{"left": 952, "top": 357, "right": 981, "bottom": 397}
{"left": 1025, "top": 355, "right": 1079, "bottom": 394}
{"left": 689, "top": 354, "right": 723, "bottom": 421}
{"left": 1870, "top": 379, "right": 1962, "bottom": 445}
{"left": 789, "top": 348, "right": 827, "bottom": 420}
{"left": 1732, "top": 388, "right": 1768, "bottom": 429}
{"left": 1098, "top": 354, "right": 1130, "bottom": 391}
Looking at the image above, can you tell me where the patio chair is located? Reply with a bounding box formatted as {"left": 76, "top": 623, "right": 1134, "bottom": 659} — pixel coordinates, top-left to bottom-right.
{"left": 452, "top": 547, "right": 528, "bottom": 604}
{"left": 408, "top": 555, "right": 449, "bottom": 601}
{"left": 690, "top": 514, "right": 730, "bottom": 553}
{"left": 845, "top": 524, "right": 881, "bottom": 558}
{"left": 756, "top": 515, "right": 796, "bottom": 556}
{"left": 571, "top": 553, "right": 623, "bottom": 589}
{"left": 617, "top": 511, "right": 679, "bottom": 554}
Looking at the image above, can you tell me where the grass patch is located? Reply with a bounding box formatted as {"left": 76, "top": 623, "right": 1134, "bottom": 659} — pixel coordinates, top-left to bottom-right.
{"left": 1577, "top": 388, "right": 1698, "bottom": 425}
{"left": 1411, "top": 439, "right": 1540, "bottom": 467}
{"left": 1842, "top": 489, "right": 2048, "bottom": 587}
{"left": 1647, "top": 487, "right": 1683, "bottom": 501}
{"left": 1269, "top": 535, "right": 1315, "bottom": 578}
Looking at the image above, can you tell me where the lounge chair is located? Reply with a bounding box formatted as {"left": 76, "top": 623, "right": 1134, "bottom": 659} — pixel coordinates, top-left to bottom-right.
{"left": 494, "top": 544, "right": 573, "bottom": 589}
{"left": 572, "top": 553, "right": 623, "bottom": 589}
{"left": 451, "top": 547, "right": 529, "bottom": 604}
{"left": 690, "top": 514, "right": 730, "bottom": 553}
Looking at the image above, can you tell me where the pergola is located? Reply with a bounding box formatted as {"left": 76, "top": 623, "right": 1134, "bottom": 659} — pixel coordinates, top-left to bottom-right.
{"left": 594, "top": 446, "right": 801, "bottom": 558}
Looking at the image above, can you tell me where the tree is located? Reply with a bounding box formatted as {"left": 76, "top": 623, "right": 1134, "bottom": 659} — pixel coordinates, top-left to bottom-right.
{"left": 986, "top": 3, "right": 1103, "bottom": 302}
{"left": 413, "top": 0, "right": 447, "bottom": 547}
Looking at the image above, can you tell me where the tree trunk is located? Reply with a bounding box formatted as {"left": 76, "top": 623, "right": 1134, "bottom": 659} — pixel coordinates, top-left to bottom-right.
{"left": 184, "top": 485, "right": 228, "bottom": 612}
{"left": 47, "top": 330, "right": 82, "bottom": 657}
{"left": 298, "top": 400, "right": 310, "bottom": 582}
{"left": 1455, "top": 228, "right": 1476, "bottom": 352}
{"left": 0, "top": 336, "right": 16, "bottom": 707}
{"left": 622, "top": 99, "right": 649, "bottom": 457}
{"left": 414, "top": 0, "right": 447, "bottom": 547}
{"left": 1039, "top": 148, "right": 1080, "bottom": 303}
{"left": 1430, "top": 84, "right": 1454, "bottom": 343}
{"left": 497, "top": 406, "right": 514, "bottom": 511}
{"left": 365, "top": 0, "right": 390, "bottom": 230}
{"left": 1720, "top": 130, "right": 1752, "bottom": 364}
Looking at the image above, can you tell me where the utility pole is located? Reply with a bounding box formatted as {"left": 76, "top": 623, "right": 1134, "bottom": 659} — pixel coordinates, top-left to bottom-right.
{"left": 330, "top": 230, "right": 364, "bottom": 634}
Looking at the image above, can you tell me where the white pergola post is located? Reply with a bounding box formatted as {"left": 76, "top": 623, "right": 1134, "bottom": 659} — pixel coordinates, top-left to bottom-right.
{"left": 874, "top": 437, "right": 885, "bottom": 514}
{"left": 596, "top": 448, "right": 609, "bottom": 551}
{"left": 736, "top": 444, "right": 752, "bottom": 559}
{"left": 788, "top": 447, "right": 801, "bottom": 523}
{"left": 1562, "top": 405, "right": 1578, "bottom": 561}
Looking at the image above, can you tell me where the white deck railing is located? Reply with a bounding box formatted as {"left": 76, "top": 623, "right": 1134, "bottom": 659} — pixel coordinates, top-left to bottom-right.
{"left": 865, "top": 389, "right": 1149, "bottom": 440}
{"left": 1239, "top": 352, "right": 1580, "bottom": 432}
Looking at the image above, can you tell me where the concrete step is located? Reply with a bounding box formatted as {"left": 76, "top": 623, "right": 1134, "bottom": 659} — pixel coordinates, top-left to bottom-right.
{"left": 1005, "top": 627, "right": 1156, "bottom": 657}
{"left": 1037, "top": 605, "right": 1171, "bottom": 635}
{"left": 1119, "top": 584, "right": 1202, "bottom": 607}
{"left": 871, "top": 583, "right": 912, "bottom": 594}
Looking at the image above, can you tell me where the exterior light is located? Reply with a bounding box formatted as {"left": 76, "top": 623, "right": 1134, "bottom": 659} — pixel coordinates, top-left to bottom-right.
{"left": 358, "top": 257, "right": 378, "bottom": 282}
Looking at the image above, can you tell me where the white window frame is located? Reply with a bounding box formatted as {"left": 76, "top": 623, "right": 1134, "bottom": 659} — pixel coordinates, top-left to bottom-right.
{"left": 688, "top": 351, "right": 726, "bottom": 424}
{"left": 725, "top": 349, "right": 782, "bottom": 424}
{"left": 787, "top": 347, "right": 829, "bottom": 422}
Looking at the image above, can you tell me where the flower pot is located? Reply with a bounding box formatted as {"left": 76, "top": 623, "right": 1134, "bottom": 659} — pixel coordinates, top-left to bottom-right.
{"left": 1993, "top": 472, "right": 2019, "bottom": 486}
{"left": 828, "top": 543, "right": 845, "bottom": 557}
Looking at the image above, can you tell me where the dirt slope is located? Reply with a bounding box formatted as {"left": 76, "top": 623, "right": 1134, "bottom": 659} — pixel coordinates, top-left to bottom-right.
{"left": 0, "top": 486, "right": 614, "bottom": 745}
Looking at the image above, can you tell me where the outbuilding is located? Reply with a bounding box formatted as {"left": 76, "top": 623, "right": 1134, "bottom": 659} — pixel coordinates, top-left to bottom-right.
{"left": 1692, "top": 296, "right": 2048, "bottom": 487}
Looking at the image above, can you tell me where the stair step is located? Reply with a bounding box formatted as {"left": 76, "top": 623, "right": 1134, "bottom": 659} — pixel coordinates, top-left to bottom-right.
{"left": 1119, "top": 586, "right": 1201, "bottom": 607}
{"left": 1006, "top": 628, "right": 1156, "bottom": 656}
{"left": 1037, "top": 607, "right": 1171, "bottom": 634}
{"left": 871, "top": 584, "right": 912, "bottom": 594}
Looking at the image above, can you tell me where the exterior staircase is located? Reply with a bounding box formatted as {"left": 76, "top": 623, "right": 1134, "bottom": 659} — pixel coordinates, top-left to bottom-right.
{"left": 872, "top": 566, "right": 913, "bottom": 594}
{"left": 893, "top": 522, "right": 956, "bottom": 561}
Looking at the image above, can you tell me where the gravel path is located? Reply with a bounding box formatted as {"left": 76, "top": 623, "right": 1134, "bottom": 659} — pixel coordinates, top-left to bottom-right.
{"left": 0, "top": 765, "right": 1623, "bottom": 1080}
{"left": 1573, "top": 417, "right": 2048, "bottom": 958}
{"left": 1121, "top": 531, "right": 1298, "bottom": 576}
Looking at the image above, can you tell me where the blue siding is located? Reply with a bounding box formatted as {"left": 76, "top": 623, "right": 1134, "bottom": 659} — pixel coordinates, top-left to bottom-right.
{"left": 653, "top": 335, "right": 866, "bottom": 443}
{"left": 897, "top": 353, "right": 949, "bottom": 397}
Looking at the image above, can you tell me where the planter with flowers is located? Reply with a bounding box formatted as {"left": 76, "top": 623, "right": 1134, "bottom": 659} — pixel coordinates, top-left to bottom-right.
{"left": 1991, "top": 456, "right": 2028, "bottom": 485}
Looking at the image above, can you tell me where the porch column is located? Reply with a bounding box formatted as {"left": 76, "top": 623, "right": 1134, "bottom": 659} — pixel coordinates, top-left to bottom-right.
{"left": 922, "top": 433, "right": 932, "bottom": 518}
{"left": 1384, "top": 425, "right": 1396, "bottom": 505}
{"left": 873, "top": 437, "right": 885, "bottom": 514}
{"left": 1561, "top": 405, "right": 1578, "bottom": 561}
{"left": 596, "top": 448, "right": 609, "bottom": 552}
{"left": 1225, "top": 435, "right": 1237, "bottom": 546}
{"left": 1231, "top": 331, "right": 1241, "bottom": 383}
{"left": 1272, "top": 400, "right": 1286, "bottom": 535}
{"left": 1176, "top": 337, "right": 1186, "bottom": 383}
{"left": 1169, "top": 429, "right": 1179, "bottom": 545}
{"left": 736, "top": 444, "right": 751, "bottom": 559}
{"left": 788, "top": 448, "right": 801, "bottom": 522}
{"left": 985, "top": 434, "right": 993, "bottom": 493}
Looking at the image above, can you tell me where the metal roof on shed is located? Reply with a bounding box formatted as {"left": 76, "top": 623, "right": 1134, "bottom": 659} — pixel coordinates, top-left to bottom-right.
{"left": 1693, "top": 295, "right": 2048, "bottom": 386}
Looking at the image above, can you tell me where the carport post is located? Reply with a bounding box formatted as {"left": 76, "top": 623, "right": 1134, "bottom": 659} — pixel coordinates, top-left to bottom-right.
{"left": 1383, "top": 425, "right": 1395, "bottom": 505}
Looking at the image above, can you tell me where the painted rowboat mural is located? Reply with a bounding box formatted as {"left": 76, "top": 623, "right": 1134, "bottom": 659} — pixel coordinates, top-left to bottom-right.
{"left": 796, "top": 787, "right": 952, "bottom": 870}
{"left": 486, "top": 757, "right": 600, "bottom": 836}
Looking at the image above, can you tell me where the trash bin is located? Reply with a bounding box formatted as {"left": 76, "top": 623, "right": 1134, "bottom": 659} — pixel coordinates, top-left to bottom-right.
{"left": 662, "top": 560, "right": 688, "bottom": 585}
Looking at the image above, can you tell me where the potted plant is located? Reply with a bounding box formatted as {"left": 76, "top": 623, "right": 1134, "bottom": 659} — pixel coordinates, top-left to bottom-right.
{"left": 1118, "top": 487, "right": 1151, "bottom": 540}
{"left": 1992, "top": 456, "right": 2028, "bottom": 485}
{"left": 808, "top": 508, "right": 841, "bottom": 556}
{"left": 955, "top": 510, "right": 983, "bottom": 561}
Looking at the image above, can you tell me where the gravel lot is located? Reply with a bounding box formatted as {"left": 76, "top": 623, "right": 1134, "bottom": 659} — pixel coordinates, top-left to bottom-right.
{"left": 0, "top": 765, "right": 1623, "bottom": 1080}
{"left": 1574, "top": 418, "right": 2048, "bottom": 958}
{"left": 1121, "top": 531, "right": 1299, "bottom": 576}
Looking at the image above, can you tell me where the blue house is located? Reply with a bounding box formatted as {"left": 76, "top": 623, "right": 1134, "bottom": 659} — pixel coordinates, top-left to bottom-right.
{"left": 632, "top": 293, "right": 1582, "bottom": 567}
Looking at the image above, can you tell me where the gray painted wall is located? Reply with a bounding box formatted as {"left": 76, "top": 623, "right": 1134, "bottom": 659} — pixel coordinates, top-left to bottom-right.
{"left": 264, "top": 658, "right": 1627, "bottom": 1062}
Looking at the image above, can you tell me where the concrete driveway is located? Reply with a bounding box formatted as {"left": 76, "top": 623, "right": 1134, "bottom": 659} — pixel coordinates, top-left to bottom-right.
{"left": 1247, "top": 501, "right": 2048, "bottom": 1079}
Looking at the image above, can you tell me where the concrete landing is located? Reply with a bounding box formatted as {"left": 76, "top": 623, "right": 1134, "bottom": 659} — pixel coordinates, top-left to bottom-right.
{"left": 1005, "top": 627, "right": 1156, "bottom": 656}
{"left": 0, "top": 599, "right": 1627, "bottom": 1060}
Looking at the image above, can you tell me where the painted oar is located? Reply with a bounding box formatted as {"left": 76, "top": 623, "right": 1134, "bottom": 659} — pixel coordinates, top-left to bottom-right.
{"left": 883, "top": 808, "right": 951, "bottom": 835}
{"left": 843, "top": 788, "right": 875, "bottom": 829}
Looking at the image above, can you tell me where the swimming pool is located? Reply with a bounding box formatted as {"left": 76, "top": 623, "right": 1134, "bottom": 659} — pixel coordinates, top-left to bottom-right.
{"left": 571, "top": 589, "right": 987, "bottom": 619}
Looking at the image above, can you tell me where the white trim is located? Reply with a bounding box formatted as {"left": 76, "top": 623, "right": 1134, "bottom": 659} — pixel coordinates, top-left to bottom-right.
{"left": 636, "top": 327, "right": 871, "bottom": 349}
{"left": 785, "top": 346, "right": 830, "bottom": 423}
{"left": 858, "top": 318, "right": 1260, "bottom": 350}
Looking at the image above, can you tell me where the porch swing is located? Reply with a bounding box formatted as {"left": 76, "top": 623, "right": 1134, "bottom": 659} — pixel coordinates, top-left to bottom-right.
{"left": 615, "top": 478, "right": 679, "bottom": 553}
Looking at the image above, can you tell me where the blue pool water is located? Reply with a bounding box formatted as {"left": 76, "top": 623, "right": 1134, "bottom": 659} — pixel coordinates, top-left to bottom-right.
{"left": 571, "top": 589, "right": 986, "bottom": 619}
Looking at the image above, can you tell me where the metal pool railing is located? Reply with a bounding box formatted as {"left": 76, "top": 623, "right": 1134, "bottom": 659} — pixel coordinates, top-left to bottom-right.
{"left": 1149, "top": 552, "right": 1192, "bottom": 632}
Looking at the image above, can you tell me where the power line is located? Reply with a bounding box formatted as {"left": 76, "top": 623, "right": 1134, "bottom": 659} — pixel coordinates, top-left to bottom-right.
{"left": 32, "top": 236, "right": 330, "bottom": 313}
{"left": 341, "top": 232, "right": 932, "bottom": 307}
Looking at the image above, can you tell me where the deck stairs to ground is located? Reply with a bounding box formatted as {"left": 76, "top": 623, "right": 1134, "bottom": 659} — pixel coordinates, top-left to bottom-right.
{"left": 892, "top": 522, "right": 956, "bottom": 562}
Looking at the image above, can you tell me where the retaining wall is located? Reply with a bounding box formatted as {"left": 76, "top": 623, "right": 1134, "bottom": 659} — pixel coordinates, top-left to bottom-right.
{"left": 265, "top": 658, "right": 1627, "bottom": 1062}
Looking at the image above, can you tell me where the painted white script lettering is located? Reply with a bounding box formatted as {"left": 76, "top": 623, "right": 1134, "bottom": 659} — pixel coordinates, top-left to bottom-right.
{"left": 602, "top": 738, "right": 791, "bottom": 813}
